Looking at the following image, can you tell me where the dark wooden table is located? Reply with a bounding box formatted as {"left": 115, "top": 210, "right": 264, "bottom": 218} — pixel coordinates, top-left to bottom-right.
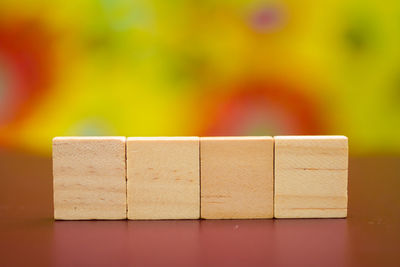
{"left": 1, "top": 147, "right": 399, "bottom": 266}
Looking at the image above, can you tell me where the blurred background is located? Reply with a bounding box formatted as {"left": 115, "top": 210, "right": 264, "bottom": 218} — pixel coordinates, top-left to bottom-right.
{"left": 1, "top": 0, "right": 400, "bottom": 156}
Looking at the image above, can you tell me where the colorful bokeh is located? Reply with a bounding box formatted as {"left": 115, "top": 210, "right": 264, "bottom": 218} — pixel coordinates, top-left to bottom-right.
{"left": 1, "top": 0, "right": 400, "bottom": 155}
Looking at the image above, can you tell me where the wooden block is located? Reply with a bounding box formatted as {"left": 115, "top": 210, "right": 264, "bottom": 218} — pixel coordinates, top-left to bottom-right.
{"left": 274, "top": 136, "right": 348, "bottom": 218}
{"left": 127, "top": 137, "right": 200, "bottom": 220}
{"left": 53, "top": 137, "right": 127, "bottom": 220}
{"left": 200, "top": 137, "right": 274, "bottom": 219}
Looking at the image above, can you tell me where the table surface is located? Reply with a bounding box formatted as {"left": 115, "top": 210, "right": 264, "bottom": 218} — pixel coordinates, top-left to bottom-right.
{"left": 1, "top": 148, "right": 399, "bottom": 267}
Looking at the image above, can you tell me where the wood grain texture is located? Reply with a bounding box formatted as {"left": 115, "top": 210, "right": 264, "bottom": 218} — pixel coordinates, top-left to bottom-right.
{"left": 274, "top": 136, "right": 348, "bottom": 218}
{"left": 53, "top": 137, "right": 127, "bottom": 220}
{"left": 127, "top": 137, "right": 200, "bottom": 220}
{"left": 200, "top": 137, "right": 274, "bottom": 219}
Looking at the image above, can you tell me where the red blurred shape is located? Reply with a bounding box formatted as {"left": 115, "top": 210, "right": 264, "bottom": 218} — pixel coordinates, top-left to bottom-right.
{"left": 0, "top": 17, "right": 55, "bottom": 127}
{"left": 199, "top": 79, "right": 325, "bottom": 136}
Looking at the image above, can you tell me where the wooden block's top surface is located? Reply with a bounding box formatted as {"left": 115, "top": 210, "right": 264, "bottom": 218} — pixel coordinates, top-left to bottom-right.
{"left": 127, "top": 137, "right": 200, "bottom": 220}
{"left": 274, "top": 135, "right": 348, "bottom": 140}
{"left": 200, "top": 136, "right": 274, "bottom": 219}
{"left": 53, "top": 136, "right": 126, "bottom": 141}
{"left": 127, "top": 137, "right": 199, "bottom": 141}
{"left": 274, "top": 135, "right": 348, "bottom": 218}
{"left": 53, "top": 137, "right": 127, "bottom": 220}
{"left": 201, "top": 136, "right": 273, "bottom": 141}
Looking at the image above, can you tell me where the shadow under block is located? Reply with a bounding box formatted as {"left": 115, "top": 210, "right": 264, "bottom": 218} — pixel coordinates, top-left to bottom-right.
{"left": 127, "top": 137, "right": 200, "bottom": 220}
{"left": 200, "top": 137, "right": 274, "bottom": 219}
{"left": 53, "top": 137, "right": 127, "bottom": 220}
{"left": 274, "top": 136, "right": 348, "bottom": 218}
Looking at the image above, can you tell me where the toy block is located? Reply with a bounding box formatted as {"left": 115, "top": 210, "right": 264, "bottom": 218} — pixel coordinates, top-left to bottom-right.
{"left": 274, "top": 136, "right": 348, "bottom": 218}
{"left": 200, "top": 137, "right": 274, "bottom": 219}
{"left": 53, "top": 137, "right": 127, "bottom": 220}
{"left": 127, "top": 137, "right": 200, "bottom": 220}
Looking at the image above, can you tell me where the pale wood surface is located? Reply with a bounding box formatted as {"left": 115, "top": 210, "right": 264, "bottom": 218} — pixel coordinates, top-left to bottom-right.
{"left": 127, "top": 137, "right": 200, "bottom": 219}
{"left": 274, "top": 136, "right": 348, "bottom": 218}
{"left": 200, "top": 137, "right": 274, "bottom": 219}
{"left": 53, "top": 137, "right": 127, "bottom": 220}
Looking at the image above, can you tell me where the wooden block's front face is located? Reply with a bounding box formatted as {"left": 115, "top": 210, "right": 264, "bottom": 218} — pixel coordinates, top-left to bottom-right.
{"left": 274, "top": 136, "right": 348, "bottom": 218}
{"left": 53, "top": 137, "right": 127, "bottom": 220}
{"left": 127, "top": 137, "right": 200, "bottom": 220}
{"left": 200, "top": 137, "right": 274, "bottom": 219}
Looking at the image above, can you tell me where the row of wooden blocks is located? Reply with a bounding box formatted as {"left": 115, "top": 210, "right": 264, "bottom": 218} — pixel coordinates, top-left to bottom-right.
{"left": 53, "top": 136, "right": 348, "bottom": 220}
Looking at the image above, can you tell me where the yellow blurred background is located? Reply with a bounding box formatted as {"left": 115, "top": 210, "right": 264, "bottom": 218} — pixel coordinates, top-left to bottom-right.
{"left": 1, "top": 0, "right": 400, "bottom": 155}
